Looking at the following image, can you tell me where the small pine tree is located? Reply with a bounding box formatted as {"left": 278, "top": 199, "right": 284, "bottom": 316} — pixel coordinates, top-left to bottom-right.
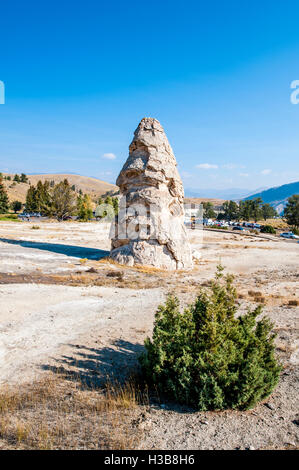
{"left": 202, "top": 202, "right": 216, "bottom": 219}
{"left": 11, "top": 200, "right": 22, "bottom": 213}
{"left": 139, "top": 266, "right": 281, "bottom": 411}
{"left": 25, "top": 185, "right": 38, "bottom": 212}
{"left": 50, "top": 179, "right": 76, "bottom": 221}
{"left": 35, "top": 180, "right": 51, "bottom": 214}
{"left": 20, "top": 173, "right": 28, "bottom": 183}
{"left": 262, "top": 203, "right": 276, "bottom": 221}
{"left": 13, "top": 174, "right": 21, "bottom": 183}
{"left": 77, "top": 194, "right": 93, "bottom": 221}
{"left": 104, "top": 195, "right": 113, "bottom": 206}
{"left": 284, "top": 195, "right": 299, "bottom": 229}
{"left": 0, "top": 178, "right": 9, "bottom": 213}
{"left": 112, "top": 197, "right": 119, "bottom": 215}
{"left": 222, "top": 200, "right": 240, "bottom": 221}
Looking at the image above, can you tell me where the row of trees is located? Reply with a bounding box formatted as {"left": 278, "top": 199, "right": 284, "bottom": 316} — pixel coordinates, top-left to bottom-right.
{"left": 1, "top": 172, "right": 298, "bottom": 227}
{"left": 25, "top": 179, "right": 119, "bottom": 221}
{"left": 201, "top": 198, "right": 277, "bottom": 222}
{"left": 0, "top": 174, "right": 119, "bottom": 220}
{"left": 0, "top": 172, "right": 29, "bottom": 183}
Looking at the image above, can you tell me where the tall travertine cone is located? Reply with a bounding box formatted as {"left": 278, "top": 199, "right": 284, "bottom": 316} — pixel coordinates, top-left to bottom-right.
{"left": 110, "top": 117, "right": 193, "bottom": 270}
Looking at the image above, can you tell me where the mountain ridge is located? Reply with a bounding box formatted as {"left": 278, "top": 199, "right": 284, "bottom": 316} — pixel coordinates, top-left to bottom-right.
{"left": 243, "top": 181, "right": 299, "bottom": 214}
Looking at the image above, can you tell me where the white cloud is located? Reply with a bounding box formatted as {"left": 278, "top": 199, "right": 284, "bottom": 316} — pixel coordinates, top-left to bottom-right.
{"left": 222, "top": 163, "right": 237, "bottom": 170}
{"left": 102, "top": 153, "right": 116, "bottom": 160}
{"left": 196, "top": 163, "right": 218, "bottom": 170}
{"left": 261, "top": 169, "right": 272, "bottom": 175}
{"left": 240, "top": 173, "right": 249, "bottom": 177}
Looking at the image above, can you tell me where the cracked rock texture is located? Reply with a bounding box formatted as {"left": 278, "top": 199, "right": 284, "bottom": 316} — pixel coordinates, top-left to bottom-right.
{"left": 110, "top": 117, "right": 193, "bottom": 269}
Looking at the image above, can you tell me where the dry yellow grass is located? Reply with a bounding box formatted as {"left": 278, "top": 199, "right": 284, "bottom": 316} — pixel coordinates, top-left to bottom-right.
{"left": 256, "top": 218, "right": 289, "bottom": 229}
{"left": 0, "top": 372, "right": 148, "bottom": 450}
{"left": 238, "top": 290, "right": 299, "bottom": 308}
{"left": 184, "top": 197, "right": 225, "bottom": 206}
{"left": 248, "top": 290, "right": 263, "bottom": 297}
{"left": 98, "top": 257, "right": 122, "bottom": 266}
{"left": 134, "top": 265, "right": 166, "bottom": 274}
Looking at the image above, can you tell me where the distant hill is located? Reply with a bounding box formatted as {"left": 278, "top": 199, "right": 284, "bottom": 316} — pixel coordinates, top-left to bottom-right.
{"left": 185, "top": 188, "right": 255, "bottom": 200}
{"left": 244, "top": 181, "right": 299, "bottom": 214}
{"left": 2, "top": 173, "right": 118, "bottom": 204}
{"left": 184, "top": 197, "right": 225, "bottom": 208}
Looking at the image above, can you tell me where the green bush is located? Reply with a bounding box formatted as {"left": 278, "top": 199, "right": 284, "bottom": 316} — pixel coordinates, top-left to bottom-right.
{"left": 209, "top": 225, "right": 228, "bottom": 230}
{"left": 0, "top": 213, "right": 19, "bottom": 221}
{"left": 260, "top": 225, "right": 276, "bottom": 234}
{"left": 139, "top": 266, "right": 281, "bottom": 411}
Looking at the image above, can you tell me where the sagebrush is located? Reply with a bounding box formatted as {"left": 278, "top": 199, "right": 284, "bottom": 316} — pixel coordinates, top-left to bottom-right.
{"left": 260, "top": 225, "right": 276, "bottom": 234}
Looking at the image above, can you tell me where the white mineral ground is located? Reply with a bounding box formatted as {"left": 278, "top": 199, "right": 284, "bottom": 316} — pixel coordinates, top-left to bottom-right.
{"left": 0, "top": 220, "right": 298, "bottom": 449}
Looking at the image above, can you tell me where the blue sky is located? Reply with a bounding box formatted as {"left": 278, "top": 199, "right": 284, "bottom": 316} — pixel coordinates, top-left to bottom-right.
{"left": 0, "top": 0, "right": 299, "bottom": 193}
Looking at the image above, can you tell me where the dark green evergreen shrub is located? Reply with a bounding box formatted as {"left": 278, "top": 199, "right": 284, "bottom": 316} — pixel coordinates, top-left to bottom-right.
{"left": 139, "top": 266, "right": 281, "bottom": 411}
{"left": 260, "top": 225, "right": 276, "bottom": 234}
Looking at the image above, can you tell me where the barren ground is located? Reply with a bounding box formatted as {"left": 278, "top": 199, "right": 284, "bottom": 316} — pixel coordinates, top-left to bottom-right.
{"left": 0, "top": 220, "right": 298, "bottom": 450}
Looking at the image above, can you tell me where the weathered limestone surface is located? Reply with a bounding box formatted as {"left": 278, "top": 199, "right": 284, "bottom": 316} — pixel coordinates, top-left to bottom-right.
{"left": 110, "top": 117, "right": 193, "bottom": 270}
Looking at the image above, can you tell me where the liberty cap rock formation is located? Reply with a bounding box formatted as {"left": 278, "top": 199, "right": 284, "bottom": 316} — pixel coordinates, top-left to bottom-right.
{"left": 110, "top": 117, "right": 193, "bottom": 269}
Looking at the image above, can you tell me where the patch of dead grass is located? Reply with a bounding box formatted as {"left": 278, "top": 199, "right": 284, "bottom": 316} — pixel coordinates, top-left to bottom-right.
{"left": 98, "top": 257, "right": 125, "bottom": 268}
{"left": 134, "top": 265, "right": 166, "bottom": 274}
{"left": 248, "top": 290, "right": 263, "bottom": 297}
{"left": 0, "top": 372, "right": 148, "bottom": 450}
